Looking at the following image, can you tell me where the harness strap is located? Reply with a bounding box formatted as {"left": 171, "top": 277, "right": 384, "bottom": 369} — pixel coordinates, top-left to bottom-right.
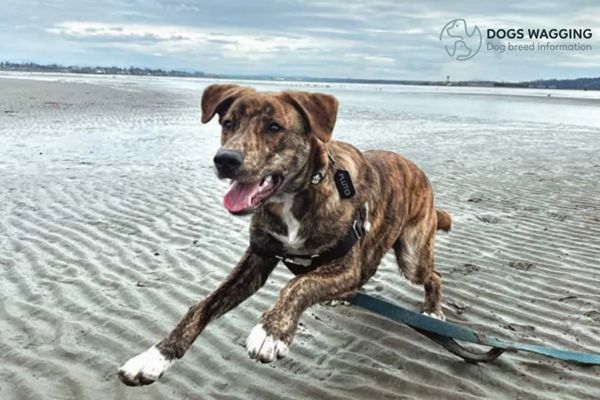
{"left": 277, "top": 210, "right": 366, "bottom": 273}
{"left": 250, "top": 206, "right": 367, "bottom": 274}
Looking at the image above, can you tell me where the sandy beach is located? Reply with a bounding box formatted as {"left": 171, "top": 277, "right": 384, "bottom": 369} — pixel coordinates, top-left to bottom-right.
{"left": 1, "top": 73, "right": 599, "bottom": 399}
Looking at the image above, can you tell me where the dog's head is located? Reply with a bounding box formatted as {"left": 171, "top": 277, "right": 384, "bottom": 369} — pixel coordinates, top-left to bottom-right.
{"left": 201, "top": 84, "right": 338, "bottom": 215}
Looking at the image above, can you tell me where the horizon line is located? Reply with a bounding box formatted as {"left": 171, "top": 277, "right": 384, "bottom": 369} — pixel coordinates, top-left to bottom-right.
{"left": 1, "top": 60, "right": 599, "bottom": 90}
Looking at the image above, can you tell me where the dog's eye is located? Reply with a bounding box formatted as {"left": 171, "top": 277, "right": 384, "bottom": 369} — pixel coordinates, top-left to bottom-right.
{"left": 267, "top": 122, "right": 282, "bottom": 133}
{"left": 222, "top": 120, "right": 233, "bottom": 130}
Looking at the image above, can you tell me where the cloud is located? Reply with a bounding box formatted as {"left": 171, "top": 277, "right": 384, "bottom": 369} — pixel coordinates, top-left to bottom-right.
{"left": 47, "top": 21, "right": 322, "bottom": 49}
{"left": 45, "top": 21, "right": 356, "bottom": 64}
{"left": 556, "top": 52, "right": 600, "bottom": 67}
{"left": 0, "top": 0, "right": 598, "bottom": 80}
{"left": 47, "top": 22, "right": 189, "bottom": 43}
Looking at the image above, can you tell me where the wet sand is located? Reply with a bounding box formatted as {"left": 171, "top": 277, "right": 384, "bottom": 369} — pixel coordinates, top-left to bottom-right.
{"left": 1, "top": 74, "right": 599, "bottom": 399}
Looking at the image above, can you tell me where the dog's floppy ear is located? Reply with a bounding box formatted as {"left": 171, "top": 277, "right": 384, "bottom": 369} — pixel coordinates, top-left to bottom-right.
{"left": 283, "top": 91, "right": 338, "bottom": 143}
{"left": 201, "top": 84, "right": 255, "bottom": 123}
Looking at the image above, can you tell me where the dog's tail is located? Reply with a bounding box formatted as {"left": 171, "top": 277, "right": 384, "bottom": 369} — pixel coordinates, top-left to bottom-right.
{"left": 436, "top": 209, "right": 452, "bottom": 232}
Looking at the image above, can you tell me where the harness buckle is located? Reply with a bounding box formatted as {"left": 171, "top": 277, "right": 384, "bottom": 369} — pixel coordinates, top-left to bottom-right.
{"left": 276, "top": 253, "right": 319, "bottom": 267}
{"left": 352, "top": 219, "right": 365, "bottom": 239}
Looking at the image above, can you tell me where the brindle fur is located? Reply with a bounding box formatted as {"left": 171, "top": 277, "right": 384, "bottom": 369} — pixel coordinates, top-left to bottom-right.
{"left": 121, "top": 84, "right": 451, "bottom": 384}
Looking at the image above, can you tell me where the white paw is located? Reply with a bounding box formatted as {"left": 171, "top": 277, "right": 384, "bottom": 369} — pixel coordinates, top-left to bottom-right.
{"left": 117, "top": 346, "right": 173, "bottom": 386}
{"left": 423, "top": 311, "right": 446, "bottom": 321}
{"left": 246, "top": 324, "right": 289, "bottom": 363}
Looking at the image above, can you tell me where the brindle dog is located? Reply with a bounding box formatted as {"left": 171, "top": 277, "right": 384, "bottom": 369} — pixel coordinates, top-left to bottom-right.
{"left": 118, "top": 84, "right": 452, "bottom": 386}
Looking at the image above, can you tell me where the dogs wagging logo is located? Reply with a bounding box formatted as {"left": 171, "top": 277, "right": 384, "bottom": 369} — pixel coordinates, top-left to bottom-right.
{"left": 440, "top": 19, "right": 482, "bottom": 61}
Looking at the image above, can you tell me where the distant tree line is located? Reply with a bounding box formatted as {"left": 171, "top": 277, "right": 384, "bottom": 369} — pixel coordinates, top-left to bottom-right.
{"left": 523, "top": 77, "right": 600, "bottom": 90}
{"left": 1, "top": 61, "right": 598, "bottom": 90}
{"left": 0, "top": 62, "right": 208, "bottom": 78}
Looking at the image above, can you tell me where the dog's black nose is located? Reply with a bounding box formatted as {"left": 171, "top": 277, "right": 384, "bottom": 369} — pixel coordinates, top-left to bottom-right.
{"left": 213, "top": 149, "right": 244, "bottom": 176}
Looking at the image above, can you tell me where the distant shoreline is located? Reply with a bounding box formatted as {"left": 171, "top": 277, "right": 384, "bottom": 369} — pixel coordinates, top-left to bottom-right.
{"left": 1, "top": 61, "right": 599, "bottom": 91}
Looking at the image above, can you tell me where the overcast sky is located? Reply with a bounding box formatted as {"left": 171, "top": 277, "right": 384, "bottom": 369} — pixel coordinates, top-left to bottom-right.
{"left": 1, "top": 0, "right": 598, "bottom": 81}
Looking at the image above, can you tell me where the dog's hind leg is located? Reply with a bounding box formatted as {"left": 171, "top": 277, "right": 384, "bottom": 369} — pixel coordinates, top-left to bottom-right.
{"left": 393, "top": 214, "right": 445, "bottom": 320}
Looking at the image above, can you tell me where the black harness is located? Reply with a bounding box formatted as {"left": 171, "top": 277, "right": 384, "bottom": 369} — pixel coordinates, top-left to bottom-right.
{"left": 273, "top": 207, "right": 367, "bottom": 274}
{"left": 253, "top": 151, "right": 367, "bottom": 274}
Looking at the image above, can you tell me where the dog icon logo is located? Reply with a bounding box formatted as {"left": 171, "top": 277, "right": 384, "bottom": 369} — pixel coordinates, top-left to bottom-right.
{"left": 440, "top": 19, "right": 482, "bottom": 61}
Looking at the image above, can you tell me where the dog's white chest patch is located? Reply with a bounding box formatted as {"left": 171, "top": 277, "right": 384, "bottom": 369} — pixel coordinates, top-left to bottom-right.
{"left": 270, "top": 195, "right": 304, "bottom": 249}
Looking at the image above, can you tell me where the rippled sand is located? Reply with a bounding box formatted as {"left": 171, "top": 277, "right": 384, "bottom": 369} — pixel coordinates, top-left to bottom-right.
{"left": 1, "top": 74, "right": 599, "bottom": 399}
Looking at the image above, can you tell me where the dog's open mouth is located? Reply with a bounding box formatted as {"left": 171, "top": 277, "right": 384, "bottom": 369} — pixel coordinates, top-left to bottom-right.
{"left": 223, "top": 174, "right": 284, "bottom": 214}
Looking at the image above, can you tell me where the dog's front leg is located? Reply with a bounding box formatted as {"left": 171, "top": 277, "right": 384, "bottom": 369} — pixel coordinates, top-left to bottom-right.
{"left": 246, "top": 253, "right": 360, "bottom": 363}
{"left": 118, "top": 248, "right": 277, "bottom": 386}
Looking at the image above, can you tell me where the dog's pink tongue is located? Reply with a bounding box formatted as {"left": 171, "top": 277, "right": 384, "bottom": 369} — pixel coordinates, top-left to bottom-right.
{"left": 223, "top": 181, "right": 261, "bottom": 213}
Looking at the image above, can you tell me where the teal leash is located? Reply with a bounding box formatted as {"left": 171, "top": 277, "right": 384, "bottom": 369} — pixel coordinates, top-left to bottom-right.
{"left": 350, "top": 292, "right": 600, "bottom": 365}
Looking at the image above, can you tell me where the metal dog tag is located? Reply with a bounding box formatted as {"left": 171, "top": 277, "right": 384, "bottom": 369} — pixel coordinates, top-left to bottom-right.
{"left": 334, "top": 169, "right": 355, "bottom": 199}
